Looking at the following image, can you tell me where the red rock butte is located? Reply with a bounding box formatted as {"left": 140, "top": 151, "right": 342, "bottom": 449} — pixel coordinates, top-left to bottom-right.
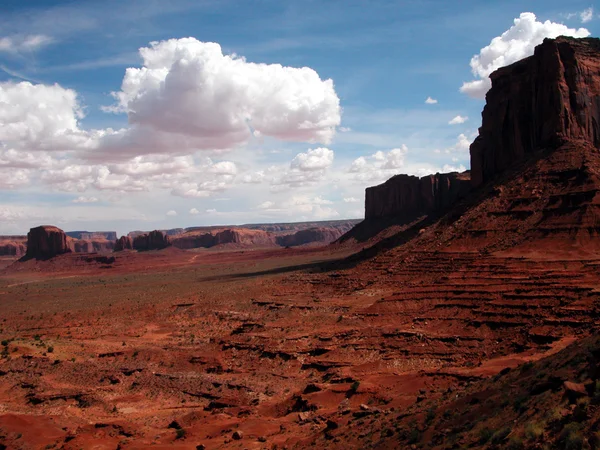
{"left": 24, "top": 225, "right": 71, "bottom": 260}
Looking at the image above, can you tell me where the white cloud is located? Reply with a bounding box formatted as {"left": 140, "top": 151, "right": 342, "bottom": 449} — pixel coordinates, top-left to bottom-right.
{"left": 100, "top": 38, "right": 341, "bottom": 158}
{"left": 257, "top": 201, "right": 275, "bottom": 210}
{"left": 206, "top": 208, "right": 217, "bottom": 213}
{"left": 425, "top": 97, "right": 438, "bottom": 104}
{"left": 166, "top": 209, "right": 177, "bottom": 216}
{"left": 460, "top": 13, "right": 590, "bottom": 99}
{"left": 210, "top": 161, "right": 237, "bottom": 175}
{"left": 343, "top": 197, "right": 360, "bottom": 203}
{"left": 349, "top": 145, "right": 408, "bottom": 181}
{"left": 0, "top": 168, "right": 30, "bottom": 189}
{"left": 290, "top": 147, "right": 334, "bottom": 171}
{"left": 0, "top": 81, "right": 91, "bottom": 152}
{"left": 581, "top": 7, "right": 594, "bottom": 23}
{"left": 72, "top": 196, "right": 98, "bottom": 203}
{"left": 448, "top": 115, "right": 468, "bottom": 125}
{"left": 0, "top": 34, "right": 53, "bottom": 54}
{"left": 189, "top": 207, "right": 200, "bottom": 215}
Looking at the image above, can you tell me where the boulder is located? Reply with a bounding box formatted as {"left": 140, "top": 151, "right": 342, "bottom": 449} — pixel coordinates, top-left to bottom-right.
{"left": 471, "top": 36, "right": 600, "bottom": 187}
{"left": 25, "top": 225, "right": 71, "bottom": 259}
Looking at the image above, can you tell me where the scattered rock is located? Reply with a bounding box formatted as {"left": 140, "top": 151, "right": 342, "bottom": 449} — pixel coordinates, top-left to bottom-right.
{"left": 232, "top": 430, "right": 243, "bottom": 440}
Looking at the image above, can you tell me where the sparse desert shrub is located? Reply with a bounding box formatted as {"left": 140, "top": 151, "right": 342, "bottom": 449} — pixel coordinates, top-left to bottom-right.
{"left": 408, "top": 428, "right": 420, "bottom": 444}
{"left": 47, "top": 346, "right": 54, "bottom": 353}
{"left": 507, "top": 435, "right": 524, "bottom": 449}
{"left": 426, "top": 407, "right": 436, "bottom": 423}
{"left": 479, "top": 427, "right": 493, "bottom": 444}
{"left": 491, "top": 427, "right": 511, "bottom": 445}
{"left": 1, "top": 340, "right": 7, "bottom": 346}
{"left": 175, "top": 428, "right": 186, "bottom": 439}
{"left": 350, "top": 381, "right": 360, "bottom": 392}
{"left": 513, "top": 395, "right": 528, "bottom": 414}
{"left": 525, "top": 421, "right": 545, "bottom": 440}
{"left": 559, "top": 422, "right": 583, "bottom": 450}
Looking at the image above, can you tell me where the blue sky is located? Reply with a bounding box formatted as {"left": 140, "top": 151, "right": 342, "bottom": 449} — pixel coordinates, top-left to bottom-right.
{"left": 0, "top": 0, "right": 598, "bottom": 235}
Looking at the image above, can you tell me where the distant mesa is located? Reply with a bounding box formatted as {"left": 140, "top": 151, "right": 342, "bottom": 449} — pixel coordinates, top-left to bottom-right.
{"left": 24, "top": 225, "right": 72, "bottom": 260}
{"left": 132, "top": 230, "right": 172, "bottom": 251}
{"left": 114, "top": 235, "right": 134, "bottom": 252}
{"left": 364, "top": 172, "right": 471, "bottom": 220}
{"left": 66, "top": 231, "right": 118, "bottom": 241}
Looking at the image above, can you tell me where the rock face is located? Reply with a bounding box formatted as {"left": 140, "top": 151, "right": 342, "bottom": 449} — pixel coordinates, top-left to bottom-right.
{"left": 471, "top": 37, "right": 600, "bottom": 187}
{"left": 66, "top": 231, "right": 118, "bottom": 241}
{"left": 276, "top": 228, "right": 345, "bottom": 247}
{"left": 68, "top": 238, "right": 115, "bottom": 253}
{"left": 0, "top": 237, "right": 26, "bottom": 257}
{"left": 25, "top": 226, "right": 71, "bottom": 259}
{"left": 171, "top": 229, "right": 276, "bottom": 249}
{"left": 365, "top": 172, "right": 471, "bottom": 220}
{"left": 114, "top": 236, "right": 134, "bottom": 251}
{"left": 132, "top": 230, "right": 171, "bottom": 251}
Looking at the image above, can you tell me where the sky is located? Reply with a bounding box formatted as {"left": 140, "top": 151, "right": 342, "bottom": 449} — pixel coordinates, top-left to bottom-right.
{"left": 0, "top": 0, "right": 598, "bottom": 235}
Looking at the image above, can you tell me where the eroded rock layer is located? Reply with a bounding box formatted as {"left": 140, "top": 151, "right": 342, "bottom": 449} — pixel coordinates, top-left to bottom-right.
{"left": 471, "top": 36, "right": 600, "bottom": 187}
{"left": 365, "top": 172, "right": 471, "bottom": 219}
{"left": 132, "top": 230, "right": 171, "bottom": 251}
{"left": 25, "top": 226, "right": 71, "bottom": 259}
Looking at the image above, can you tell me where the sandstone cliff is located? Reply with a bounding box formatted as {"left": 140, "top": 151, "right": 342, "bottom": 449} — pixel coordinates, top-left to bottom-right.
{"left": 114, "top": 236, "right": 134, "bottom": 251}
{"left": 25, "top": 226, "right": 71, "bottom": 259}
{"left": 364, "top": 172, "right": 471, "bottom": 220}
{"left": 0, "top": 236, "right": 26, "bottom": 257}
{"left": 276, "top": 227, "right": 345, "bottom": 247}
{"left": 471, "top": 36, "right": 600, "bottom": 187}
{"left": 132, "top": 230, "right": 171, "bottom": 251}
{"left": 171, "top": 229, "right": 276, "bottom": 249}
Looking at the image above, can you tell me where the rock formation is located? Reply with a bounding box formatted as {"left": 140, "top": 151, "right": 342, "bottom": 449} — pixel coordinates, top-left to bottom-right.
{"left": 470, "top": 37, "right": 600, "bottom": 187}
{"left": 171, "top": 229, "right": 276, "bottom": 249}
{"left": 114, "top": 235, "right": 134, "bottom": 251}
{"left": 0, "top": 237, "right": 26, "bottom": 257}
{"left": 364, "top": 172, "right": 471, "bottom": 220}
{"left": 132, "top": 230, "right": 171, "bottom": 251}
{"left": 66, "top": 231, "right": 118, "bottom": 241}
{"left": 276, "top": 227, "right": 345, "bottom": 247}
{"left": 25, "top": 225, "right": 71, "bottom": 259}
{"left": 68, "top": 238, "right": 115, "bottom": 253}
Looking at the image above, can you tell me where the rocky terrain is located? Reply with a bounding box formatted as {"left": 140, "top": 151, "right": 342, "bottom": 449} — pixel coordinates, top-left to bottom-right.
{"left": 132, "top": 230, "right": 172, "bottom": 251}
{"left": 0, "top": 36, "right": 600, "bottom": 450}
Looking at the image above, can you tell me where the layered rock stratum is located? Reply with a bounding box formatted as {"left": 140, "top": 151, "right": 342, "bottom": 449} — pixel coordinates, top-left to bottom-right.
{"left": 24, "top": 226, "right": 71, "bottom": 259}
{"left": 470, "top": 37, "right": 600, "bottom": 187}
{"left": 114, "top": 236, "right": 134, "bottom": 251}
{"left": 132, "top": 230, "right": 171, "bottom": 251}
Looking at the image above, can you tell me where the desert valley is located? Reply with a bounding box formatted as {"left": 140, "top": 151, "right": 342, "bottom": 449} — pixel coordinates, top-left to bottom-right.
{"left": 1, "top": 35, "right": 600, "bottom": 449}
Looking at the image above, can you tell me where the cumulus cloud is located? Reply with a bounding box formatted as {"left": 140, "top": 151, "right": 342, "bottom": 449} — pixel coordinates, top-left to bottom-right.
{"left": 290, "top": 147, "right": 334, "bottom": 171}
{"left": 258, "top": 196, "right": 338, "bottom": 219}
{"left": 425, "top": 97, "right": 438, "bottom": 104}
{"left": 460, "top": 13, "right": 590, "bottom": 99}
{"left": 101, "top": 38, "right": 341, "bottom": 158}
{"left": 0, "top": 81, "right": 92, "bottom": 152}
{"left": 166, "top": 210, "right": 177, "bottom": 216}
{"left": 189, "top": 208, "right": 200, "bottom": 215}
{"left": 72, "top": 196, "right": 98, "bottom": 203}
{"left": 581, "top": 7, "right": 594, "bottom": 23}
{"left": 0, "top": 34, "right": 54, "bottom": 54}
{"left": 343, "top": 197, "right": 360, "bottom": 203}
{"left": 0, "top": 168, "right": 30, "bottom": 189}
{"left": 449, "top": 115, "right": 468, "bottom": 125}
{"left": 349, "top": 145, "right": 408, "bottom": 181}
